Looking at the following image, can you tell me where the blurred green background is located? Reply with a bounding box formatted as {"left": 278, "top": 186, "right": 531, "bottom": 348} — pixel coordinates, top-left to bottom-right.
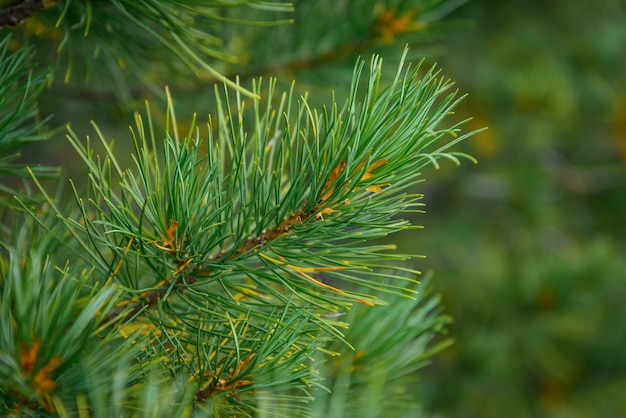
{"left": 412, "top": 1, "right": 626, "bottom": 416}
{"left": 23, "top": 0, "right": 626, "bottom": 416}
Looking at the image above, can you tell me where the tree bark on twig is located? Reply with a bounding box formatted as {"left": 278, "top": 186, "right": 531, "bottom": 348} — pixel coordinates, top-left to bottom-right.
{"left": 0, "top": 0, "right": 45, "bottom": 29}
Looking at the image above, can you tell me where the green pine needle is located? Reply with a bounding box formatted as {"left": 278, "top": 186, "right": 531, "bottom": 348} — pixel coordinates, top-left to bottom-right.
{"left": 0, "top": 34, "right": 57, "bottom": 195}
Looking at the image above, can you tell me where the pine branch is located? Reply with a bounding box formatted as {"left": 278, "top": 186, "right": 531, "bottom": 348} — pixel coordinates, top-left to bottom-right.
{"left": 0, "top": 213, "right": 132, "bottom": 415}
{"left": 42, "top": 49, "right": 476, "bottom": 330}
{"left": 7, "top": 48, "right": 478, "bottom": 416}
{"left": 0, "top": 1, "right": 483, "bottom": 416}
{"left": 9, "top": 0, "right": 293, "bottom": 99}
{"left": 102, "top": 209, "right": 317, "bottom": 325}
{"left": 213, "top": 0, "right": 472, "bottom": 85}
{"left": 311, "top": 274, "right": 453, "bottom": 417}
{"left": 0, "top": 33, "right": 57, "bottom": 202}
{"left": 39, "top": 49, "right": 476, "bottom": 325}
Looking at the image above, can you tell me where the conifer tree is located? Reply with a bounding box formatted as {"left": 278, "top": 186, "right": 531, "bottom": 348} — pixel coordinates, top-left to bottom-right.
{"left": 0, "top": 1, "right": 478, "bottom": 416}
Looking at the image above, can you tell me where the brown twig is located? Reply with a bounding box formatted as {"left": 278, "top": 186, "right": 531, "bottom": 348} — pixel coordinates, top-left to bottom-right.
{"left": 104, "top": 153, "right": 373, "bottom": 326}
{"left": 196, "top": 353, "right": 256, "bottom": 403}
{"left": 0, "top": 0, "right": 45, "bottom": 29}
{"left": 104, "top": 208, "right": 316, "bottom": 326}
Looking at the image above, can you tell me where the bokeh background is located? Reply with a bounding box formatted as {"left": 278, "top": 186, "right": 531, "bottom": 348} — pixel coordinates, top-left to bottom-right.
{"left": 413, "top": 1, "right": 626, "bottom": 416}
{"left": 22, "top": 0, "right": 626, "bottom": 416}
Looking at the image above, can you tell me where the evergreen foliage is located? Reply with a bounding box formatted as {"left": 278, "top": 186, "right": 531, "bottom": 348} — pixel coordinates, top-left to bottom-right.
{"left": 0, "top": 0, "right": 477, "bottom": 416}
{"left": 0, "top": 34, "right": 57, "bottom": 199}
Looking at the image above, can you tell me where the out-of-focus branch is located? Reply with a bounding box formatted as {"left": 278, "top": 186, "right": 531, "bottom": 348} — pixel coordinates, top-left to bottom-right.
{"left": 0, "top": 0, "right": 46, "bottom": 29}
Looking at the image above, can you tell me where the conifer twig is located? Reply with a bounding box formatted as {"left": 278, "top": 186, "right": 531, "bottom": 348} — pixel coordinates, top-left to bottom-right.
{"left": 103, "top": 207, "right": 319, "bottom": 325}
{"left": 90, "top": 50, "right": 479, "bottom": 328}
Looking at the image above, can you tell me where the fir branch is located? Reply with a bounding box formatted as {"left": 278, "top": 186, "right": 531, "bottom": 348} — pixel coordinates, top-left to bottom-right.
{"left": 0, "top": 0, "right": 45, "bottom": 29}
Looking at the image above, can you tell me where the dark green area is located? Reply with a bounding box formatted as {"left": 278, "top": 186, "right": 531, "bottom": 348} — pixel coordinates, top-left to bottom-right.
{"left": 415, "top": 1, "right": 626, "bottom": 416}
